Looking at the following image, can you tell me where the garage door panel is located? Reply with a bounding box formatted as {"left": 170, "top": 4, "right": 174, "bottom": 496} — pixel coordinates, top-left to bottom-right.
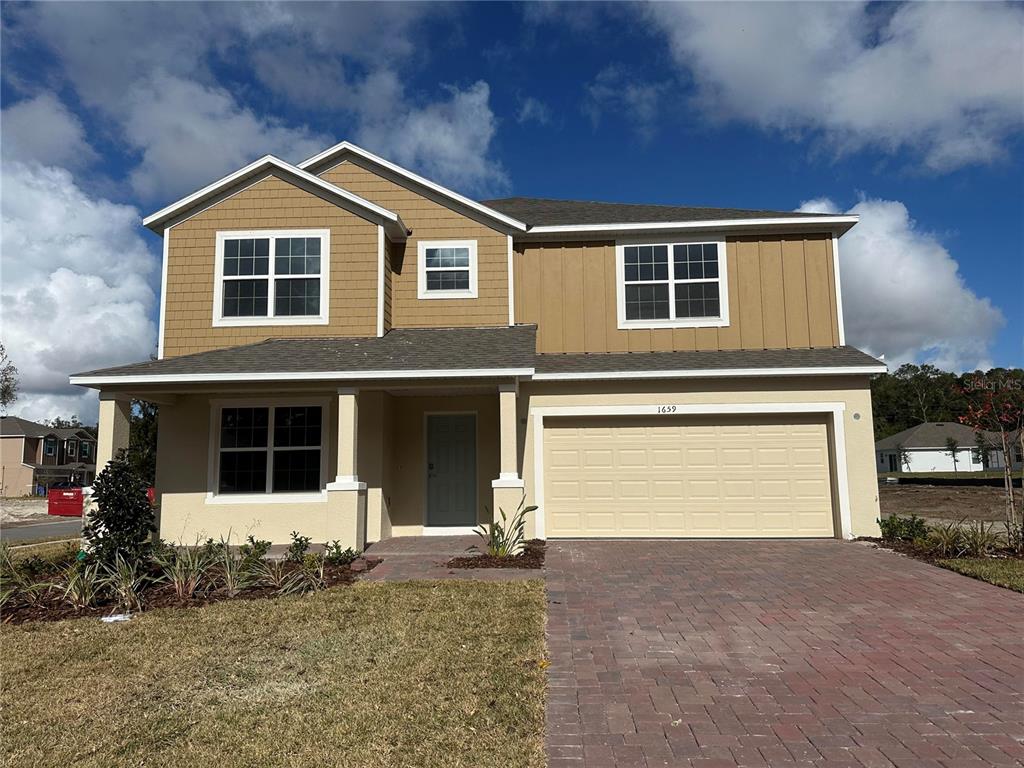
{"left": 544, "top": 415, "right": 835, "bottom": 538}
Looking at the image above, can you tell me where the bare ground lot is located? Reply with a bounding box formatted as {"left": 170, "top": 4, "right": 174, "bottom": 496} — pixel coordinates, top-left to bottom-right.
{"left": 879, "top": 482, "right": 1010, "bottom": 525}
{"left": 0, "top": 497, "right": 48, "bottom": 525}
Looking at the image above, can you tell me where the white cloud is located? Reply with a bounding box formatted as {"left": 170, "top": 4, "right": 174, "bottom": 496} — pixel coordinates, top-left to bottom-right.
{"left": 356, "top": 81, "right": 510, "bottom": 196}
{"left": 123, "top": 73, "right": 329, "bottom": 201}
{"left": 0, "top": 161, "right": 159, "bottom": 423}
{"left": 584, "top": 66, "right": 669, "bottom": 141}
{"left": 646, "top": 2, "right": 1024, "bottom": 171}
{"left": 517, "top": 96, "right": 552, "bottom": 126}
{"left": 797, "top": 196, "right": 1005, "bottom": 371}
{"left": 1, "top": 92, "right": 97, "bottom": 169}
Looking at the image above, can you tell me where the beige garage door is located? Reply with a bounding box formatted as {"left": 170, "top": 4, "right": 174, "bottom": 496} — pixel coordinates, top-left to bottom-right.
{"left": 544, "top": 415, "right": 835, "bottom": 538}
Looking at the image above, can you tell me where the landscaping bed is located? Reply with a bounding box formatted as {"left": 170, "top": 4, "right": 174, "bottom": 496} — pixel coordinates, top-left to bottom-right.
{"left": 1, "top": 580, "right": 547, "bottom": 768}
{"left": 447, "top": 539, "right": 545, "bottom": 569}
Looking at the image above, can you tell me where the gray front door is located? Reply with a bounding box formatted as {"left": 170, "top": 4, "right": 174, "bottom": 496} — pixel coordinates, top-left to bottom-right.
{"left": 426, "top": 414, "right": 477, "bottom": 527}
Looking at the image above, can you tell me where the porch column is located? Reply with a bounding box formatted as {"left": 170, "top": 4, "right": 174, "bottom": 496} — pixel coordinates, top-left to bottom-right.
{"left": 491, "top": 382, "right": 527, "bottom": 532}
{"left": 96, "top": 393, "right": 131, "bottom": 470}
{"left": 326, "top": 388, "right": 367, "bottom": 550}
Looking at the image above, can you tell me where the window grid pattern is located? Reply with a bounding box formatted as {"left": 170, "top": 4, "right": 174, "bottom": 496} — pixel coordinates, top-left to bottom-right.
{"left": 623, "top": 242, "right": 723, "bottom": 323}
{"left": 220, "top": 233, "right": 324, "bottom": 320}
{"left": 217, "top": 405, "right": 323, "bottom": 495}
{"left": 424, "top": 246, "right": 471, "bottom": 293}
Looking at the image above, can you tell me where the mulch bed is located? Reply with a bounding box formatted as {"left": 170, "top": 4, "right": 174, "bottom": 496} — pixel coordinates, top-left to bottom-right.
{"left": 2, "top": 558, "right": 380, "bottom": 626}
{"left": 857, "top": 536, "right": 1024, "bottom": 564}
{"left": 447, "top": 539, "right": 545, "bottom": 569}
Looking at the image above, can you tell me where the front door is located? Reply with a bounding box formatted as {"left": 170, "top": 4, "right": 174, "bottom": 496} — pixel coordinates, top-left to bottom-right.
{"left": 426, "top": 414, "right": 477, "bottom": 527}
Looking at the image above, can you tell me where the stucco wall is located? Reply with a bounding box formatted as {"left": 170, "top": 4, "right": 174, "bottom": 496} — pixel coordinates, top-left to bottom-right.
{"left": 1, "top": 438, "right": 35, "bottom": 497}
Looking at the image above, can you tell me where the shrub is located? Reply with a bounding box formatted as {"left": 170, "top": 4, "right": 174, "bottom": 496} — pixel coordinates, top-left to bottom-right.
{"left": 286, "top": 532, "right": 312, "bottom": 563}
{"left": 324, "top": 541, "right": 359, "bottom": 566}
{"left": 83, "top": 452, "right": 156, "bottom": 565}
{"left": 473, "top": 495, "right": 536, "bottom": 558}
{"left": 155, "top": 544, "right": 214, "bottom": 599}
{"left": 877, "top": 513, "right": 928, "bottom": 542}
{"left": 294, "top": 553, "right": 326, "bottom": 593}
{"left": 101, "top": 553, "right": 149, "bottom": 613}
{"left": 52, "top": 562, "right": 104, "bottom": 609}
{"left": 961, "top": 521, "right": 1000, "bottom": 557}
{"left": 926, "top": 521, "right": 965, "bottom": 558}
{"left": 239, "top": 535, "right": 271, "bottom": 567}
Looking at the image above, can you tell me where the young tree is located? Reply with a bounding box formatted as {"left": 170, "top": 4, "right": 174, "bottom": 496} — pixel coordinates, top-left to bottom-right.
{"left": 0, "top": 342, "right": 18, "bottom": 413}
{"left": 896, "top": 443, "right": 912, "bottom": 473}
{"left": 82, "top": 450, "right": 156, "bottom": 564}
{"left": 944, "top": 437, "right": 960, "bottom": 475}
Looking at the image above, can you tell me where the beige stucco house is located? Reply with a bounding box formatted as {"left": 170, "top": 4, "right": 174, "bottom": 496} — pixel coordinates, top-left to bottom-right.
{"left": 0, "top": 416, "right": 97, "bottom": 497}
{"left": 71, "top": 141, "right": 886, "bottom": 547}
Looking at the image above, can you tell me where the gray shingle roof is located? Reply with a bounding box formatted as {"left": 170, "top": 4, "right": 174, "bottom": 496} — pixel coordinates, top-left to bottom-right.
{"left": 0, "top": 416, "right": 53, "bottom": 438}
{"left": 482, "top": 197, "right": 835, "bottom": 228}
{"left": 875, "top": 422, "right": 999, "bottom": 450}
{"left": 534, "top": 346, "right": 884, "bottom": 375}
{"left": 72, "top": 326, "right": 539, "bottom": 379}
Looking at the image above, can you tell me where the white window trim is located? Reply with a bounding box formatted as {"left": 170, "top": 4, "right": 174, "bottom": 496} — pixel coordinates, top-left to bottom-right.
{"left": 213, "top": 229, "right": 330, "bottom": 327}
{"left": 67, "top": 441, "right": 76, "bottom": 458}
{"left": 206, "top": 397, "right": 330, "bottom": 505}
{"left": 44, "top": 438, "right": 57, "bottom": 456}
{"left": 615, "top": 236, "right": 729, "bottom": 330}
{"left": 417, "top": 239, "right": 478, "bottom": 300}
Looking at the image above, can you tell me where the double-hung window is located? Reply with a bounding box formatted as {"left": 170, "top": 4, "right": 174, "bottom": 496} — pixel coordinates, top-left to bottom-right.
{"left": 216, "top": 404, "right": 325, "bottom": 497}
{"left": 417, "top": 240, "right": 478, "bottom": 299}
{"left": 44, "top": 437, "right": 56, "bottom": 457}
{"left": 67, "top": 440, "right": 77, "bottom": 458}
{"left": 214, "top": 230, "right": 329, "bottom": 326}
{"left": 80, "top": 441, "right": 92, "bottom": 460}
{"left": 616, "top": 238, "right": 729, "bottom": 329}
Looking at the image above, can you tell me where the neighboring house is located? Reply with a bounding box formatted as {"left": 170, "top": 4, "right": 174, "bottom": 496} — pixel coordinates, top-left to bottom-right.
{"left": 70, "top": 141, "right": 886, "bottom": 546}
{"left": 0, "top": 416, "right": 97, "bottom": 497}
{"left": 876, "top": 422, "right": 1023, "bottom": 473}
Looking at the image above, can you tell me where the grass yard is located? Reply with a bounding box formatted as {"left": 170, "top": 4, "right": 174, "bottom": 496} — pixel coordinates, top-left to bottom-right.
{"left": 937, "top": 557, "right": 1024, "bottom": 593}
{"left": 1, "top": 580, "right": 547, "bottom": 768}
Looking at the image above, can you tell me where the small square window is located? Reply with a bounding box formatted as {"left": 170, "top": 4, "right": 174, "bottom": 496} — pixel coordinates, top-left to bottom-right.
{"left": 418, "top": 240, "right": 477, "bottom": 298}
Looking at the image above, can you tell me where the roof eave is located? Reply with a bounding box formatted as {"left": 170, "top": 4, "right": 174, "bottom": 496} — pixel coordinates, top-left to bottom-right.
{"left": 518, "top": 215, "right": 859, "bottom": 240}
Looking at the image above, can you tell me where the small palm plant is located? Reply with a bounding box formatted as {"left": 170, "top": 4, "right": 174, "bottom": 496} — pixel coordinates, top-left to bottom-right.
{"left": 472, "top": 495, "right": 537, "bottom": 558}
{"left": 53, "top": 562, "right": 104, "bottom": 610}
{"left": 154, "top": 543, "right": 214, "bottom": 600}
{"left": 101, "top": 553, "right": 149, "bottom": 613}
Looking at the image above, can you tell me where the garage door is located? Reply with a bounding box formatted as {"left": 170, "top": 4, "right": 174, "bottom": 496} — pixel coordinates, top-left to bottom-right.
{"left": 543, "top": 415, "right": 835, "bottom": 538}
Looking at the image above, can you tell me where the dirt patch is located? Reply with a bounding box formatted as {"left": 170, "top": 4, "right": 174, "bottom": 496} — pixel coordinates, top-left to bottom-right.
{"left": 879, "top": 483, "right": 1010, "bottom": 525}
{"left": 448, "top": 539, "right": 545, "bottom": 569}
{"left": 1, "top": 497, "right": 49, "bottom": 525}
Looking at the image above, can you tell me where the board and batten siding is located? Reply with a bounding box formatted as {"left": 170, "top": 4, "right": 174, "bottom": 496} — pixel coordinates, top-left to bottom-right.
{"left": 514, "top": 235, "right": 841, "bottom": 354}
{"left": 318, "top": 160, "right": 510, "bottom": 329}
{"left": 162, "top": 175, "right": 379, "bottom": 358}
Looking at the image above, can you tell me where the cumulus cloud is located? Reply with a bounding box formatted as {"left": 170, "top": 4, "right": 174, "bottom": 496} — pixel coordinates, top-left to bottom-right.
{"left": 584, "top": 66, "right": 670, "bottom": 141}
{"left": 1, "top": 92, "right": 97, "bottom": 169}
{"left": 798, "top": 197, "right": 1005, "bottom": 371}
{"left": 0, "top": 161, "right": 159, "bottom": 423}
{"left": 646, "top": 2, "right": 1024, "bottom": 171}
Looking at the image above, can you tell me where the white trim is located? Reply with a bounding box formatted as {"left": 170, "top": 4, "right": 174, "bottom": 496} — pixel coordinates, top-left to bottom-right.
{"left": 206, "top": 397, "right": 330, "bottom": 504}
{"left": 212, "top": 228, "right": 330, "bottom": 327}
{"left": 492, "top": 476, "right": 525, "bottom": 488}
{"left": 416, "top": 240, "right": 479, "bottom": 300}
{"left": 507, "top": 237, "right": 516, "bottom": 327}
{"left": 832, "top": 234, "right": 847, "bottom": 346}
{"left": 143, "top": 154, "right": 401, "bottom": 232}
{"left": 524, "top": 216, "right": 859, "bottom": 237}
{"left": 615, "top": 236, "right": 730, "bottom": 330}
{"left": 298, "top": 141, "right": 527, "bottom": 232}
{"left": 326, "top": 478, "right": 367, "bottom": 491}
{"left": 531, "top": 401, "right": 853, "bottom": 540}
{"left": 534, "top": 365, "right": 886, "bottom": 381}
{"left": 376, "top": 225, "right": 386, "bottom": 337}
{"left": 71, "top": 367, "right": 536, "bottom": 387}
{"left": 157, "top": 225, "right": 171, "bottom": 359}
{"left": 422, "top": 526, "right": 478, "bottom": 536}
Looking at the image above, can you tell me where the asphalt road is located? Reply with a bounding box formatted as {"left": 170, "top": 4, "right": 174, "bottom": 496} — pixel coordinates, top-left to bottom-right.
{"left": 1, "top": 517, "right": 82, "bottom": 543}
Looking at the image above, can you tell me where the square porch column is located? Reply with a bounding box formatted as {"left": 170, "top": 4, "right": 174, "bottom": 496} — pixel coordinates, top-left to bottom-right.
{"left": 96, "top": 393, "right": 132, "bottom": 470}
{"left": 491, "top": 382, "right": 527, "bottom": 530}
{"left": 326, "top": 387, "right": 367, "bottom": 550}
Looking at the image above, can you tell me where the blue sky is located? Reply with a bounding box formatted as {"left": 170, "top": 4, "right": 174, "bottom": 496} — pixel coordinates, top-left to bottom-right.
{"left": 1, "top": 1, "right": 1022, "bottom": 421}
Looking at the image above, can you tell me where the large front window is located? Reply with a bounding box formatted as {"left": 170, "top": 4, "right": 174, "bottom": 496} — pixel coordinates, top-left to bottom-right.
{"left": 217, "top": 405, "right": 323, "bottom": 495}
{"left": 215, "top": 230, "right": 329, "bottom": 326}
{"left": 617, "top": 239, "right": 728, "bottom": 329}
{"left": 417, "top": 240, "right": 478, "bottom": 299}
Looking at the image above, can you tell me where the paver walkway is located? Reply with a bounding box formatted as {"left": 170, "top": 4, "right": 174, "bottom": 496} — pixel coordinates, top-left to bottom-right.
{"left": 363, "top": 535, "right": 537, "bottom": 582}
{"left": 545, "top": 540, "right": 1024, "bottom": 767}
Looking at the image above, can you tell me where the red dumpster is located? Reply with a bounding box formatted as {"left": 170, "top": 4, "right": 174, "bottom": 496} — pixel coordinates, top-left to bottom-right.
{"left": 48, "top": 487, "right": 84, "bottom": 517}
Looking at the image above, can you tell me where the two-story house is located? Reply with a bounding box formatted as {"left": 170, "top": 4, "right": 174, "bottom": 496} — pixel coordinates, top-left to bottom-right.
{"left": 0, "top": 416, "right": 97, "bottom": 496}
{"left": 71, "top": 142, "right": 885, "bottom": 546}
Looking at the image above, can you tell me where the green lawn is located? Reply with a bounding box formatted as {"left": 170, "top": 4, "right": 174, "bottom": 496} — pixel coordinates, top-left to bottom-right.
{"left": 936, "top": 557, "right": 1024, "bottom": 593}
{"left": 1, "top": 580, "right": 547, "bottom": 768}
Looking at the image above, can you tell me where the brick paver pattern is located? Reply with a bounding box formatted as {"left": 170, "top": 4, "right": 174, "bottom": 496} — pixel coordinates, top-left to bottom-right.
{"left": 545, "top": 540, "right": 1024, "bottom": 767}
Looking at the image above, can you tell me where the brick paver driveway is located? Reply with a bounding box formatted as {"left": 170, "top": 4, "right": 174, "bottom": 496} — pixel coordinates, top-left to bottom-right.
{"left": 545, "top": 540, "right": 1024, "bottom": 767}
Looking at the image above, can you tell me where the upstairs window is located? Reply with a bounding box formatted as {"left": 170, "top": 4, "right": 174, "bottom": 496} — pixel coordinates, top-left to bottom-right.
{"left": 214, "top": 230, "right": 329, "bottom": 326}
{"left": 44, "top": 437, "right": 57, "bottom": 456}
{"left": 80, "top": 441, "right": 92, "bottom": 460}
{"left": 67, "top": 440, "right": 77, "bottom": 458}
{"left": 417, "top": 240, "right": 478, "bottom": 299}
{"left": 616, "top": 239, "right": 729, "bottom": 329}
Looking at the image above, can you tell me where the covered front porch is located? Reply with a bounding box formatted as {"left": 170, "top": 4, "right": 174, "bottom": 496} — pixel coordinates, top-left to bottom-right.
{"left": 90, "top": 380, "right": 526, "bottom": 549}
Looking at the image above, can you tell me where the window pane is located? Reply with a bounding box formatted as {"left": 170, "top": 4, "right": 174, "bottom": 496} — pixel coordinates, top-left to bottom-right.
{"left": 221, "top": 407, "right": 269, "bottom": 448}
{"left": 674, "top": 243, "right": 718, "bottom": 281}
{"left": 274, "top": 278, "right": 320, "bottom": 316}
{"left": 272, "top": 449, "right": 321, "bottom": 492}
{"left": 222, "top": 279, "right": 269, "bottom": 317}
{"left": 224, "top": 238, "right": 269, "bottom": 278}
{"left": 275, "top": 237, "right": 321, "bottom": 276}
{"left": 675, "top": 281, "right": 721, "bottom": 319}
{"left": 625, "top": 283, "right": 670, "bottom": 320}
{"left": 425, "top": 247, "right": 470, "bottom": 269}
{"left": 274, "top": 406, "right": 322, "bottom": 448}
{"left": 625, "top": 245, "right": 668, "bottom": 281}
{"left": 219, "top": 451, "right": 267, "bottom": 494}
{"left": 426, "top": 270, "right": 470, "bottom": 291}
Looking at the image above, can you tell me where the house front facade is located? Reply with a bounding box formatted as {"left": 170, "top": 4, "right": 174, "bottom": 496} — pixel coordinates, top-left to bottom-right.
{"left": 0, "top": 416, "right": 97, "bottom": 496}
{"left": 876, "top": 422, "right": 1024, "bottom": 473}
{"left": 72, "top": 142, "right": 886, "bottom": 546}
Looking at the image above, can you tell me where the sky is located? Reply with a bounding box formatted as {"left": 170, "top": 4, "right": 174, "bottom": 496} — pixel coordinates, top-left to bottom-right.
{"left": 1, "top": 1, "right": 1022, "bottom": 424}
